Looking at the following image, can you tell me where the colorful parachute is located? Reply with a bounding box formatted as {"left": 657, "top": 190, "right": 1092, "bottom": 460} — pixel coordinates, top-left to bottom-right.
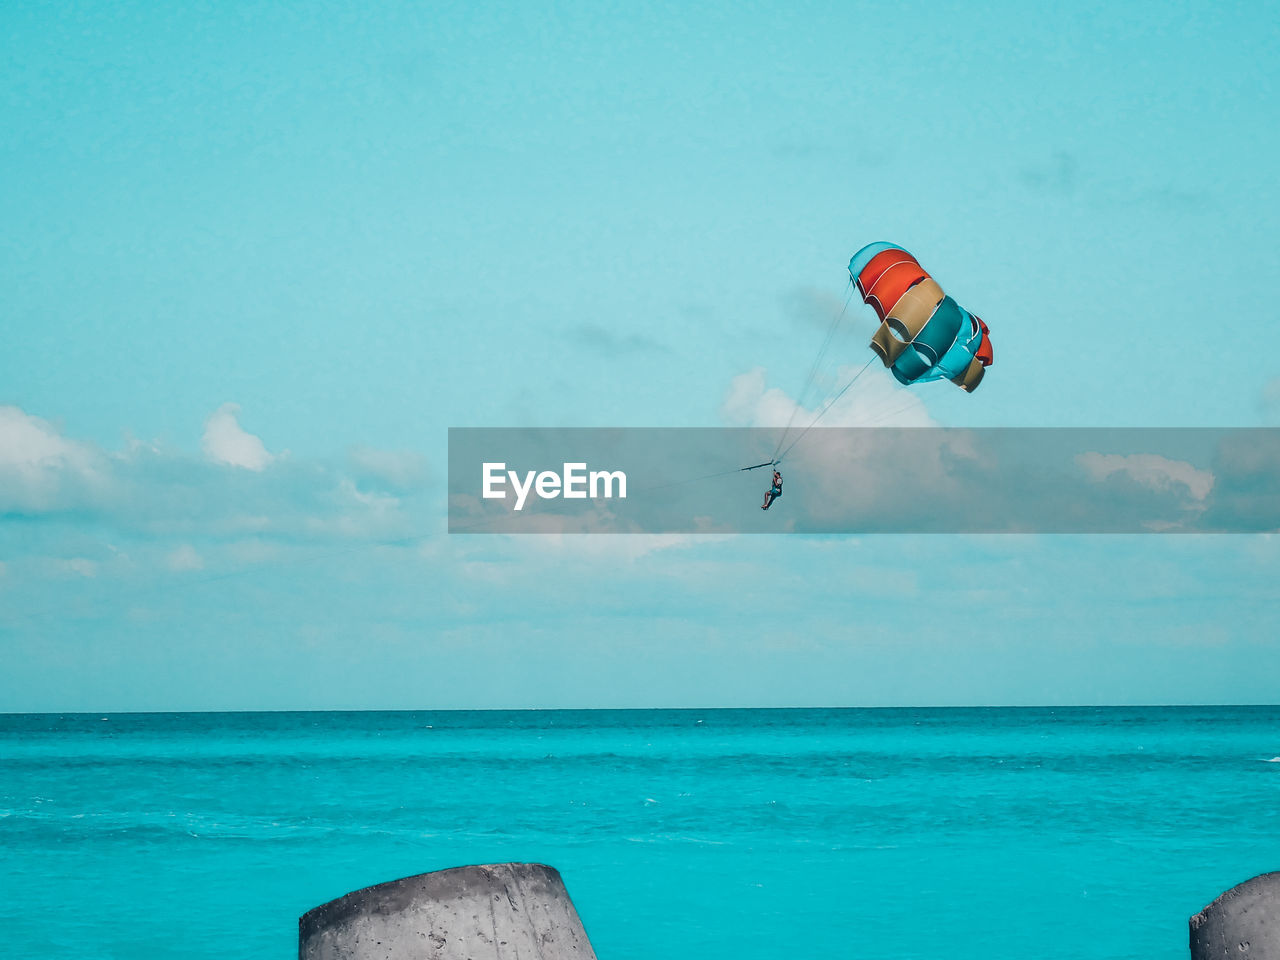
{"left": 848, "top": 242, "right": 993, "bottom": 392}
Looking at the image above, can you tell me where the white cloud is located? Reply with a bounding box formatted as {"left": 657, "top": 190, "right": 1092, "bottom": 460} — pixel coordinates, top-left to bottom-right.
{"left": 348, "top": 446, "right": 429, "bottom": 489}
{"left": 0, "top": 407, "right": 84, "bottom": 469}
{"left": 166, "top": 544, "right": 204, "bottom": 571}
{"left": 1077, "top": 452, "right": 1215, "bottom": 501}
{"left": 519, "top": 531, "right": 730, "bottom": 562}
{"left": 720, "top": 364, "right": 934, "bottom": 430}
{"left": 60, "top": 557, "right": 98, "bottom": 578}
{"left": 201, "top": 403, "right": 274, "bottom": 471}
{"left": 0, "top": 406, "right": 105, "bottom": 511}
{"left": 339, "top": 477, "right": 400, "bottom": 512}
{"left": 0, "top": 403, "right": 435, "bottom": 565}
{"left": 1262, "top": 378, "right": 1280, "bottom": 423}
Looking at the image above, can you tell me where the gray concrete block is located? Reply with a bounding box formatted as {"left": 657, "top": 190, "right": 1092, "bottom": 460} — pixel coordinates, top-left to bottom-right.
{"left": 300, "top": 863, "right": 598, "bottom": 960}
{"left": 1190, "top": 872, "right": 1280, "bottom": 959}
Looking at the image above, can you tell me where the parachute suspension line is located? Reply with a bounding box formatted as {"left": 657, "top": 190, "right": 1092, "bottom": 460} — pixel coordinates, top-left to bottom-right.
{"left": 863, "top": 397, "right": 923, "bottom": 427}
{"left": 769, "top": 279, "right": 856, "bottom": 465}
{"left": 775, "top": 355, "right": 877, "bottom": 463}
{"left": 633, "top": 459, "right": 778, "bottom": 496}
{"left": 855, "top": 391, "right": 926, "bottom": 427}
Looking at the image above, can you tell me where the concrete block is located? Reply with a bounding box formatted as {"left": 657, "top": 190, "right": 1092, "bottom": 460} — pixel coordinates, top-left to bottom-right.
{"left": 300, "top": 863, "right": 598, "bottom": 960}
{"left": 1190, "top": 872, "right": 1280, "bottom": 959}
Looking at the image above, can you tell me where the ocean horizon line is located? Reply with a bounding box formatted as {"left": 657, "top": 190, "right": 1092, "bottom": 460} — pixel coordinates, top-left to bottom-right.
{"left": 4, "top": 702, "right": 1278, "bottom": 718}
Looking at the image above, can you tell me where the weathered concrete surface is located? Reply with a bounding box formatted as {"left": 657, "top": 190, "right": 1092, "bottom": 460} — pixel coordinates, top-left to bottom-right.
{"left": 299, "top": 863, "right": 599, "bottom": 960}
{"left": 1190, "top": 872, "right": 1280, "bottom": 959}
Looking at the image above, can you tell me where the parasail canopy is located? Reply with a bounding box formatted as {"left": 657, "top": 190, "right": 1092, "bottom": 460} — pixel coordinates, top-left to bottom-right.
{"left": 848, "top": 242, "right": 993, "bottom": 392}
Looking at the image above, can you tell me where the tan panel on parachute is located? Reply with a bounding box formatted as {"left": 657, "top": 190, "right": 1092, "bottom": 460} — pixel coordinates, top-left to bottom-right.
{"left": 870, "top": 321, "right": 909, "bottom": 366}
{"left": 951, "top": 355, "right": 986, "bottom": 392}
{"left": 869, "top": 277, "right": 945, "bottom": 368}
{"left": 885, "top": 277, "right": 944, "bottom": 340}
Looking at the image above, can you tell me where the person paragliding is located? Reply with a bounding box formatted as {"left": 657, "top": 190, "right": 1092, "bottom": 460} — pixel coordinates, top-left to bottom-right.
{"left": 756, "top": 241, "right": 993, "bottom": 513}
{"left": 761, "top": 469, "right": 783, "bottom": 510}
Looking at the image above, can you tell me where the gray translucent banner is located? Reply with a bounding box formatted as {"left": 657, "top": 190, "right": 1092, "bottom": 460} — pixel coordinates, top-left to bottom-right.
{"left": 448, "top": 428, "right": 1280, "bottom": 534}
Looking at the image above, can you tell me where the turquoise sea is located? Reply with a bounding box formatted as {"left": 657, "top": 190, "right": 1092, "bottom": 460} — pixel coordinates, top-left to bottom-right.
{"left": 3, "top": 707, "right": 1279, "bottom": 959}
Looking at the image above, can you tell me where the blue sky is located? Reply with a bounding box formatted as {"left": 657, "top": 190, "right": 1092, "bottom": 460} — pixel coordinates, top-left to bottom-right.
{"left": 3, "top": 0, "right": 1279, "bottom": 710}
